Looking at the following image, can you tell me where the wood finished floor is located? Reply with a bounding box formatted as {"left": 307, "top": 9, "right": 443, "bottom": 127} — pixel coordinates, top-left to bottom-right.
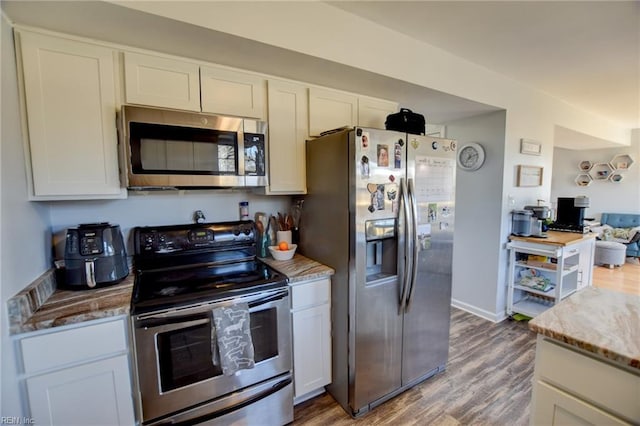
{"left": 293, "top": 260, "right": 638, "bottom": 425}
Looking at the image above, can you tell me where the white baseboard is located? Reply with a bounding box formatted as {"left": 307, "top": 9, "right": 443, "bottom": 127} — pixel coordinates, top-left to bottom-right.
{"left": 451, "top": 298, "right": 507, "bottom": 323}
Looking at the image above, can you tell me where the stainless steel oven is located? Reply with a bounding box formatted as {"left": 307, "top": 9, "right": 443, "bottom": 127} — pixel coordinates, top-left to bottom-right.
{"left": 130, "top": 221, "right": 292, "bottom": 425}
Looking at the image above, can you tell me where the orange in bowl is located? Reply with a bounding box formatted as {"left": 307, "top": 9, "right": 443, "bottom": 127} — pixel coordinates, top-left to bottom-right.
{"left": 268, "top": 244, "right": 297, "bottom": 261}
{"left": 278, "top": 241, "right": 289, "bottom": 251}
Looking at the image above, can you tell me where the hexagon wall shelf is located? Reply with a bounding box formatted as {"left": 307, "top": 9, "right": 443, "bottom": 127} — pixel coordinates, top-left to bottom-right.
{"left": 609, "top": 172, "right": 623, "bottom": 183}
{"left": 610, "top": 154, "right": 634, "bottom": 170}
{"left": 578, "top": 160, "right": 593, "bottom": 171}
{"left": 575, "top": 174, "right": 593, "bottom": 187}
{"left": 589, "top": 163, "right": 613, "bottom": 180}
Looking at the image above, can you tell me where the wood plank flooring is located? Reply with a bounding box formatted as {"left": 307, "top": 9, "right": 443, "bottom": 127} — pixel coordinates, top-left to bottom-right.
{"left": 293, "top": 259, "right": 638, "bottom": 425}
{"left": 293, "top": 308, "right": 536, "bottom": 425}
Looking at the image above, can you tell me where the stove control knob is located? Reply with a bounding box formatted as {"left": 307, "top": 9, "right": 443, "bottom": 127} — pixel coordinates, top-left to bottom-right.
{"left": 233, "top": 228, "right": 241, "bottom": 236}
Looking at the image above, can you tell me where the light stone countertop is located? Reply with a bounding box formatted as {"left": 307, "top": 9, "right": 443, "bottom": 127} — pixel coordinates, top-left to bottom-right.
{"left": 9, "top": 272, "right": 134, "bottom": 335}
{"left": 259, "top": 253, "right": 335, "bottom": 283}
{"left": 529, "top": 287, "right": 640, "bottom": 370}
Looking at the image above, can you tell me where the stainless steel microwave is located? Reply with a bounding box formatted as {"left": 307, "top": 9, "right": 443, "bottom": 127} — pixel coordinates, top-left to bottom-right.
{"left": 119, "top": 105, "right": 268, "bottom": 189}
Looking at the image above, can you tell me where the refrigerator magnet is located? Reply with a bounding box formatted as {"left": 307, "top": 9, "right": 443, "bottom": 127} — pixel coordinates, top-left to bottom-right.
{"left": 394, "top": 143, "right": 402, "bottom": 168}
{"left": 428, "top": 203, "right": 438, "bottom": 222}
{"left": 377, "top": 144, "right": 389, "bottom": 167}
{"left": 387, "top": 184, "right": 398, "bottom": 213}
{"left": 360, "top": 156, "right": 370, "bottom": 178}
{"left": 373, "top": 184, "right": 385, "bottom": 210}
{"left": 361, "top": 132, "right": 370, "bottom": 149}
{"left": 411, "top": 139, "right": 419, "bottom": 149}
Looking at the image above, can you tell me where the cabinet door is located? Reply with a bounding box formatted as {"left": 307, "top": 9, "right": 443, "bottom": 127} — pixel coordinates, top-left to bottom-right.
{"left": 292, "top": 303, "right": 331, "bottom": 398}
{"left": 26, "top": 354, "right": 135, "bottom": 426}
{"left": 18, "top": 31, "right": 123, "bottom": 198}
{"left": 266, "top": 80, "right": 308, "bottom": 194}
{"left": 576, "top": 239, "right": 595, "bottom": 289}
{"left": 532, "top": 381, "right": 628, "bottom": 426}
{"left": 124, "top": 52, "right": 200, "bottom": 111}
{"left": 200, "top": 66, "right": 266, "bottom": 119}
{"left": 308, "top": 87, "right": 357, "bottom": 137}
{"left": 357, "top": 96, "right": 397, "bottom": 129}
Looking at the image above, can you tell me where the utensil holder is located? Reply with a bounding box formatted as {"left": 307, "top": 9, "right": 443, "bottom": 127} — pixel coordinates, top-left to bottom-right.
{"left": 276, "top": 230, "right": 292, "bottom": 245}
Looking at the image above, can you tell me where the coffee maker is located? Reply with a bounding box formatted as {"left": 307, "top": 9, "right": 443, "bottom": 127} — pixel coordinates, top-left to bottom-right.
{"left": 548, "top": 196, "right": 590, "bottom": 233}
{"left": 525, "top": 204, "right": 551, "bottom": 237}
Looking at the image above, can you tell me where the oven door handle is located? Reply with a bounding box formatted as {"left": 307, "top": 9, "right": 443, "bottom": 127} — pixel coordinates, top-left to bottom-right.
{"left": 142, "top": 317, "right": 209, "bottom": 333}
{"left": 150, "top": 376, "right": 292, "bottom": 426}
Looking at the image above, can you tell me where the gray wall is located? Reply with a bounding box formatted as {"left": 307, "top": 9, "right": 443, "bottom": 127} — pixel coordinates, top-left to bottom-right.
{"left": 1, "top": 14, "right": 51, "bottom": 416}
{"left": 551, "top": 130, "right": 640, "bottom": 218}
{"left": 447, "top": 111, "right": 507, "bottom": 320}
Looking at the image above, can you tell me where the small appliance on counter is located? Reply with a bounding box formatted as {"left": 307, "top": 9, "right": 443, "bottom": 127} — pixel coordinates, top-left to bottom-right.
{"left": 63, "top": 223, "right": 129, "bottom": 289}
{"left": 548, "top": 196, "right": 590, "bottom": 233}
{"left": 511, "top": 210, "right": 534, "bottom": 236}
{"left": 525, "top": 204, "right": 551, "bottom": 237}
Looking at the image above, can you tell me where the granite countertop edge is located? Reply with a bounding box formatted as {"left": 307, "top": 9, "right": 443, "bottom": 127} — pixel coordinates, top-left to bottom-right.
{"left": 259, "top": 253, "right": 335, "bottom": 283}
{"left": 528, "top": 287, "right": 640, "bottom": 371}
{"left": 8, "top": 269, "right": 134, "bottom": 336}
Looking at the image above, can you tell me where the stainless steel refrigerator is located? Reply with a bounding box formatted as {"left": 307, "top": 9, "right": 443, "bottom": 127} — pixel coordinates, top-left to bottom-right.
{"left": 300, "top": 127, "right": 456, "bottom": 417}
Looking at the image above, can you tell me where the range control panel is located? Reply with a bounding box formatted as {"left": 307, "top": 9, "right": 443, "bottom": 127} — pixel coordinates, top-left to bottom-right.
{"left": 135, "top": 221, "right": 255, "bottom": 255}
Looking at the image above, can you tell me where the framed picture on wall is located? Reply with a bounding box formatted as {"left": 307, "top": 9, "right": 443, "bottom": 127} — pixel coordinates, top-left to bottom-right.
{"left": 517, "top": 165, "right": 543, "bottom": 187}
{"left": 520, "top": 139, "right": 542, "bottom": 156}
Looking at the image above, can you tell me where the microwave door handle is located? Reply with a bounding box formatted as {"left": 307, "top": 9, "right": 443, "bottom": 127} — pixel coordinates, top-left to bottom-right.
{"left": 398, "top": 178, "right": 411, "bottom": 314}
{"left": 405, "top": 178, "right": 420, "bottom": 312}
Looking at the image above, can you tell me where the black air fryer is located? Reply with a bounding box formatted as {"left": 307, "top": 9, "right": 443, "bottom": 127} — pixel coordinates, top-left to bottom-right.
{"left": 64, "top": 223, "right": 129, "bottom": 289}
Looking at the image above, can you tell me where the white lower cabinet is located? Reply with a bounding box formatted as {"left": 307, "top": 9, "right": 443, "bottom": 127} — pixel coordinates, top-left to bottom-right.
{"left": 290, "top": 277, "right": 332, "bottom": 402}
{"left": 531, "top": 336, "right": 639, "bottom": 425}
{"left": 18, "top": 316, "right": 135, "bottom": 426}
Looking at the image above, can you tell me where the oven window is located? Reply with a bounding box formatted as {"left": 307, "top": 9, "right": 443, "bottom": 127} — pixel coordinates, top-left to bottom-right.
{"left": 156, "top": 307, "right": 279, "bottom": 392}
{"left": 157, "top": 322, "right": 221, "bottom": 392}
{"left": 130, "top": 122, "right": 238, "bottom": 175}
{"left": 250, "top": 307, "right": 278, "bottom": 362}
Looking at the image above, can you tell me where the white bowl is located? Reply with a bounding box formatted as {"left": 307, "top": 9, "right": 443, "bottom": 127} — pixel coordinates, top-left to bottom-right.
{"left": 268, "top": 244, "right": 297, "bottom": 261}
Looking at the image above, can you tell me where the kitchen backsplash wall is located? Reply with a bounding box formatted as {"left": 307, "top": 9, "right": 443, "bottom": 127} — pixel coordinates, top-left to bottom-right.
{"left": 48, "top": 191, "right": 292, "bottom": 261}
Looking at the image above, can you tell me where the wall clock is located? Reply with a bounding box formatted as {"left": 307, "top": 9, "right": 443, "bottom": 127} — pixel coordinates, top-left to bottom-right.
{"left": 457, "top": 142, "right": 485, "bottom": 171}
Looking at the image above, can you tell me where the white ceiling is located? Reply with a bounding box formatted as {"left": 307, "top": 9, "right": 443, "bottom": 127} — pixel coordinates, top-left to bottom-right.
{"left": 328, "top": 1, "right": 640, "bottom": 130}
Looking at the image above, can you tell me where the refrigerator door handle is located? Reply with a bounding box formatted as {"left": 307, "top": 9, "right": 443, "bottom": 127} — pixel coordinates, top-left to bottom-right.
{"left": 398, "top": 177, "right": 411, "bottom": 314}
{"left": 405, "top": 177, "right": 420, "bottom": 312}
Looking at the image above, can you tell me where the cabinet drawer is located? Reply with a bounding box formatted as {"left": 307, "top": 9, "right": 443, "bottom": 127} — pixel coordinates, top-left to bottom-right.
{"left": 21, "top": 318, "right": 128, "bottom": 374}
{"left": 290, "top": 278, "right": 330, "bottom": 310}
{"left": 536, "top": 337, "right": 640, "bottom": 422}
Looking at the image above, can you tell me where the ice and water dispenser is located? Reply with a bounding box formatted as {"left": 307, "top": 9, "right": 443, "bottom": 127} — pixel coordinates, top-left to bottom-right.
{"left": 365, "top": 218, "right": 397, "bottom": 281}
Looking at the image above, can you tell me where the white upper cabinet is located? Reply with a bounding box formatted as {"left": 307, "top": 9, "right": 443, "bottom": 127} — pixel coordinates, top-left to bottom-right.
{"left": 266, "top": 80, "right": 308, "bottom": 194}
{"left": 17, "top": 31, "right": 124, "bottom": 199}
{"left": 308, "top": 87, "right": 358, "bottom": 137}
{"left": 358, "top": 95, "right": 398, "bottom": 129}
{"left": 201, "top": 66, "right": 266, "bottom": 119}
{"left": 124, "top": 52, "right": 200, "bottom": 111}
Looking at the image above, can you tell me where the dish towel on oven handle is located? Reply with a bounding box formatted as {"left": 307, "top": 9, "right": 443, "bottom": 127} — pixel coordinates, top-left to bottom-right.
{"left": 211, "top": 302, "right": 255, "bottom": 375}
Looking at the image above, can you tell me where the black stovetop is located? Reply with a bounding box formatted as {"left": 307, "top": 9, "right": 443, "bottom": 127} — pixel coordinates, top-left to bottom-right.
{"left": 131, "top": 259, "right": 286, "bottom": 315}
{"left": 130, "top": 221, "right": 287, "bottom": 315}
